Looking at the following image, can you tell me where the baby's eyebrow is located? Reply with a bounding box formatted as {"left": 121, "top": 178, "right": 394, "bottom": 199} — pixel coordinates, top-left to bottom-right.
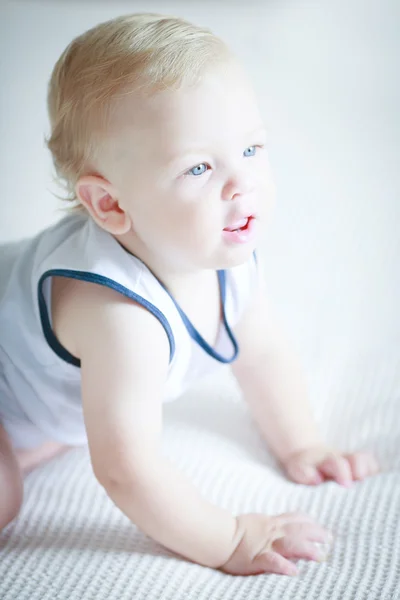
{"left": 166, "top": 147, "right": 210, "bottom": 168}
{"left": 245, "top": 125, "right": 267, "bottom": 137}
{"left": 166, "top": 126, "right": 266, "bottom": 168}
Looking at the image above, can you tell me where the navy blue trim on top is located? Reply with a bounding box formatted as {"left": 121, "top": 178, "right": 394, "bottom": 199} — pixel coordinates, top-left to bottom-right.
{"left": 37, "top": 269, "right": 176, "bottom": 367}
{"left": 155, "top": 269, "right": 239, "bottom": 364}
{"left": 116, "top": 241, "right": 240, "bottom": 364}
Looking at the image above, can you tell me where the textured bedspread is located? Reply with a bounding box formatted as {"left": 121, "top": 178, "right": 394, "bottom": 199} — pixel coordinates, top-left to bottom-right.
{"left": 1, "top": 1, "right": 399, "bottom": 598}
{"left": 1, "top": 346, "right": 399, "bottom": 600}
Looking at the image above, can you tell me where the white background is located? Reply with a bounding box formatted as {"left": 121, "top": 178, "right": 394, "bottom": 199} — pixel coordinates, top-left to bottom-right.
{"left": 1, "top": 0, "right": 399, "bottom": 375}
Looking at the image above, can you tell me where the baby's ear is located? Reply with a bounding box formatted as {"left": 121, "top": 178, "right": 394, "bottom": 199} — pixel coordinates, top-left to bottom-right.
{"left": 76, "top": 175, "right": 132, "bottom": 235}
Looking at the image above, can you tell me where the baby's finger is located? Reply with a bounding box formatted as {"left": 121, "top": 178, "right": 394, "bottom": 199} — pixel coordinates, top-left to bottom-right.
{"left": 286, "top": 461, "right": 324, "bottom": 486}
{"left": 318, "top": 454, "right": 353, "bottom": 487}
{"left": 346, "top": 452, "right": 380, "bottom": 480}
{"left": 274, "top": 537, "right": 330, "bottom": 563}
{"left": 253, "top": 550, "right": 299, "bottom": 577}
{"left": 367, "top": 453, "right": 380, "bottom": 475}
{"left": 275, "top": 512, "right": 319, "bottom": 525}
{"left": 283, "top": 521, "right": 333, "bottom": 545}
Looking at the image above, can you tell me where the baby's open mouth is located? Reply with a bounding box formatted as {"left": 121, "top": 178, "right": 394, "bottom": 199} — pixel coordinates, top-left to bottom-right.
{"left": 223, "top": 216, "right": 253, "bottom": 233}
{"left": 222, "top": 216, "right": 256, "bottom": 245}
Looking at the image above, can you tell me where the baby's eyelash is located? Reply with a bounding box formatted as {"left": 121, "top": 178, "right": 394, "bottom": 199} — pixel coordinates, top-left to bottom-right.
{"left": 182, "top": 144, "right": 266, "bottom": 177}
{"left": 184, "top": 163, "right": 211, "bottom": 177}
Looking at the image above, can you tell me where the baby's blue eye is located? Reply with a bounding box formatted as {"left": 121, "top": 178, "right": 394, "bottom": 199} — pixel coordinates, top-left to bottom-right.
{"left": 243, "top": 146, "right": 256, "bottom": 157}
{"left": 188, "top": 163, "right": 208, "bottom": 176}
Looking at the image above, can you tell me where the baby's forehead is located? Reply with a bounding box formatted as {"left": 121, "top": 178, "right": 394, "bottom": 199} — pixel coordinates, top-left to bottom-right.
{"left": 110, "top": 64, "right": 262, "bottom": 148}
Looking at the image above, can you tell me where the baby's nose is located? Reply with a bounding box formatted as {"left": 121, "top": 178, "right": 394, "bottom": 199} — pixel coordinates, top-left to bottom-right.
{"left": 223, "top": 174, "right": 255, "bottom": 201}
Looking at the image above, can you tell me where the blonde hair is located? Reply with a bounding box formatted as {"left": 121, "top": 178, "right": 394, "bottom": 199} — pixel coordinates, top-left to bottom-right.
{"left": 46, "top": 13, "right": 230, "bottom": 207}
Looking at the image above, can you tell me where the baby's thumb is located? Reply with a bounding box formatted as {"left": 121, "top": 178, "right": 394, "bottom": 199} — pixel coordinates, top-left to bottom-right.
{"left": 286, "top": 461, "right": 324, "bottom": 486}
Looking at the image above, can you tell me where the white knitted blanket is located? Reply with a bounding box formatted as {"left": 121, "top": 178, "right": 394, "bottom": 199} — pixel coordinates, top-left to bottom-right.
{"left": 1, "top": 346, "right": 399, "bottom": 600}
{"left": 1, "top": 0, "right": 399, "bottom": 597}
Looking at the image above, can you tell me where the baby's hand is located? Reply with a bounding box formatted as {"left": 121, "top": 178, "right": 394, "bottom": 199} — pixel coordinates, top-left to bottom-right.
{"left": 283, "top": 446, "right": 380, "bottom": 487}
{"left": 220, "top": 512, "right": 332, "bottom": 576}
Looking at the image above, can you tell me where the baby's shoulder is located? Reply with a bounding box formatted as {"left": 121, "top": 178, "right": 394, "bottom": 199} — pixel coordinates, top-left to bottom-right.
{"left": 51, "top": 275, "right": 169, "bottom": 362}
{"left": 51, "top": 276, "right": 110, "bottom": 358}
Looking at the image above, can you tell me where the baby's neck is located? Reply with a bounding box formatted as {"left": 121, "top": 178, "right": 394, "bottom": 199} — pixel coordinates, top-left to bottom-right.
{"left": 114, "top": 231, "right": 213, "bottom": 298}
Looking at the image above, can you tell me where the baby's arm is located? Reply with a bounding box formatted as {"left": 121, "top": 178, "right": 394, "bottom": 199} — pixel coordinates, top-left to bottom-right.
{"left": 232, "top": 274, "right": 323, "bottom": 464}
{"left": 58, "top": 280, "right": 330, "bottom": 575}
{"left": 231, "top": 263, "right": 379, "bottom": 485}
{"left": 66, "top": 283, "right": 235, "bottom": 568}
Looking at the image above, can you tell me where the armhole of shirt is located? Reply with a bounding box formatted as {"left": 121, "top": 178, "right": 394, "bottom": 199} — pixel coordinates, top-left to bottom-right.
{"left": 37, "top": 269, "right": 176, "bottom": 367}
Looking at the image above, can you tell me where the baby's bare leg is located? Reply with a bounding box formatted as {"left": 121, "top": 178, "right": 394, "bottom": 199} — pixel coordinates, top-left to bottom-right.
{"left": 0, "top": 422, "right": 23, "bottom": 531}
{"left": 15, "top": 440, "right": 71, "bottom": 475}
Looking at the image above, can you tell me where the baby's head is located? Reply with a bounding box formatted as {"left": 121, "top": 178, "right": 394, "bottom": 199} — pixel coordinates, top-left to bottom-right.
{"left": 47, "top": 13, "right": 275, "bottom": 273}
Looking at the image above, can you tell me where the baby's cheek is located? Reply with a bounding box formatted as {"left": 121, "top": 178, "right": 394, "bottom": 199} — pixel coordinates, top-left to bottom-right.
{"left": 258, "top": 179, "right": 276, "bottom": 222}
{"left": 166, "top": 208, "right": 206, "bottom": 250}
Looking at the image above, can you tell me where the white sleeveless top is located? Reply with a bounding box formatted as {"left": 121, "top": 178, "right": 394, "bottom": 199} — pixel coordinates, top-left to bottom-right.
{"left": 0, "top": 213, "right": 258, "bottom": 449}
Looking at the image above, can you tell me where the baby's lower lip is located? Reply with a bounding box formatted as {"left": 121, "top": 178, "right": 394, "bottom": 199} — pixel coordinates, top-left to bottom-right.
{"left": 222, "top": 216, "right": 256, "bottom": 244}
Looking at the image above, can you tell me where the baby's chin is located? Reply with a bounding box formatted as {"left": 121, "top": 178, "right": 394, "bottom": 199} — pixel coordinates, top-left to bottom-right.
{"left": 208, "top": 244, "right": 257, "bottom": 271}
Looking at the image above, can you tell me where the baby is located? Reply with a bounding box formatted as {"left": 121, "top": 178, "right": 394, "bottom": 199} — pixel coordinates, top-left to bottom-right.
{"left": 0, "top": 14, "right": 379, "bottom": 576}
